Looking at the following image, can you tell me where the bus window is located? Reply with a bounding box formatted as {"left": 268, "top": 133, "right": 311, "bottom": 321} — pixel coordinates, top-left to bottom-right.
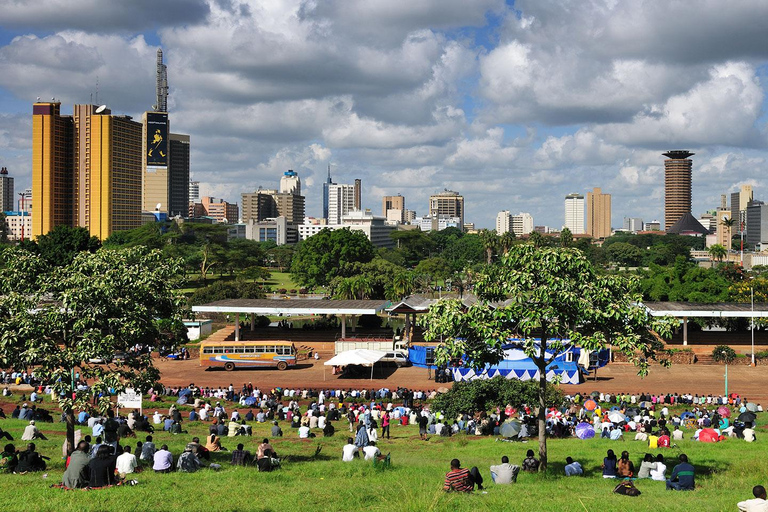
{"left": 234, "top": 346, "right": 244, "bottom": 354}
{"left": 254, "top": 346, "right": 265, "bottom": 353}
{"left": 203, "top": 347, "right": 213, "bottom": 354}
{"left": 213, "top": 347, "right": 223, "bottom": 354}
{"left": 244, "top": 346, "right": 255, "bottom": 353}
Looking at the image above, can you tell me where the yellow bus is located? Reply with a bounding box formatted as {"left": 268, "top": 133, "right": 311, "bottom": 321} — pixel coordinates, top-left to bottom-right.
{"left": 199, "top": 341, "right": 297, "bottom": 371}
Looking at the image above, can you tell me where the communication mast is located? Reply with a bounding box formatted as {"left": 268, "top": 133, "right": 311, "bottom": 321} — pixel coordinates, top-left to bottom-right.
{"left": 156, "top": 48, "right": 169, "bottom": 112}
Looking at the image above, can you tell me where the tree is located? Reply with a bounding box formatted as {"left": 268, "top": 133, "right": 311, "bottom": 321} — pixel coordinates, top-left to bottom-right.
{"left": 479, "top": 229, "right": 498, "bottom": 265}
{"left": 0, "top": 246, "right": 188, "bottom": 452}
{"left": 498, "top": 231, "right": 516, "bottom": 255}
{"left": 30, "top": 226, "right": 101, "bottom": 266}
{"left": 707, "top": 244, "right": 727, "bottom": 262}
{"left": 291, "top": 229, "right": 375, "bottom": 289}
{"left": 607, "top": 242, "right": 645, "bottom": 267}
{"left": 559, "top": 227, "right": 573, "bottom": 248}
{"left": 422, "top": 244, "right": 675, "bottom": 471}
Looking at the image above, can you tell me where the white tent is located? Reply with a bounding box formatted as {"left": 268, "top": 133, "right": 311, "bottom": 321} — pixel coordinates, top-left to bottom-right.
{"left": 324, "top": 349, "right": 388, "bottom": 380}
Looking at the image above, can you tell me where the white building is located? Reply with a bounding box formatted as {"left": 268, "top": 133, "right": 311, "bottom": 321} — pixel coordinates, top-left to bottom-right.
{"left": 4, "top": 211, "right": 31, "bottom": 241}
{"left": 189, "top": 181, "right": 200, "bottom": 203}
{"left": 496, "top": 210, "right": 511, "bottom": 234}
{"left": 244, "top": 217, "right": 298, "bottom": 245}
{"left": 623, "top": 217, "right": 644, "bottom": 233}
{"left": 341, "top": 210, "right": 395, "bottom": 248}
{"left": 414, "top": 215, "right": 461, "bottom": 232}
{"left": 511, "top": 212, "right": 534, "bottom": 236}
{"left": 564, "top": 193, "right": 585, "bottom": 234}
{"left": 328, "top": 184, "right": 356, "bottom": 225}
{"left": 279, "top": 169, "right": 301, "bottom": 195}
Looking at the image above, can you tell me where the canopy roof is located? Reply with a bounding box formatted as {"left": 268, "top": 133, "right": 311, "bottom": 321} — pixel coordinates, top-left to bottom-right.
{"left": 324, "top": 349, "right": 388, "bottom": 367}
{"left": 192, "top": 298, "right": 389, "bottom": 316}
{"left": 645, "top": 301, "right": 768, "bottom": 318}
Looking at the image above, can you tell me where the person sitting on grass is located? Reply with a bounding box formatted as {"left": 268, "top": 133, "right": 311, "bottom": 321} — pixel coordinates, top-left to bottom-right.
{"left": 743, "top": 423, "right": 757, "bottom": 443}
{"left": 140, "top": 435, "right": 156, "bottom": 463}
{"left": 177, "top": 444, "right": 204, "bottom": 473}
{"left": 738, "top": 484, "right": 768, "bottom": 511}
{"left": 153, "top": 444, "right": 173, "bottom": 473}
{"left": 617, "top": 451, "right": 634, "bottom": 478}
{"left": 490, "top": 455, "right": 520, "bottom": 484}
{"left": 602, "top": 449, "right": 617, "bottom": 478}
{"left": 62, "top": 441, "right": 90, "bottom": 488}
{"left": 362, "top": 441, "right": 381, "bottom": 461}
{"left": 231, "top": 443, "right": 252, "bottom": 466}
{"left": 0, "top": 443, "right": 18, "bottom": 473}
{"left": 188, "top": 437, "right": 209, "bottom": 460}
{"left": 21, "top": 420, "right": 47, "bottom": 441}
{"left": 342, "top": 437, "right": 358, "bottom": 462}
{"left": 0, "top": 426, "right": 13, "bottom": 442}
{"left": 637, "top": 453, "right": 657, "bottom": 479}
{"left": 650, "top": 454, "right": 666, "bottom": 481}
{"left": 564, "top": 457, "right": 583, "bottom": 476}
{"left": 666, "top": 454, "right": 695, "bottom": 491}
{"left": 271, "top": 421, "right": 283, "bottom": 437}
{"left": 522, "top": 449, "right": 540, "bottom": 472}
{"left": 16, "top": 443, "right": 48, "bottom": 473}
{"left": 206, "top": 434, "right": 225, "bottom": 452}
{"left": 88, "top": 445, "right": 117, "bottom": 487}
{"left": 443, "top": 458, "right": 483, "bottom": 491}
{"left": 257, "top": 438, "right": 278, "bottom": 472}
{"left": 116, "top": 445, "right": 138, "bottom": 480}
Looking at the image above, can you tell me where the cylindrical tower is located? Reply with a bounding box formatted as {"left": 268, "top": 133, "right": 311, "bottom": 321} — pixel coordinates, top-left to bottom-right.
{"left": 663, "top": 150, "right": 693, "bottom": 231}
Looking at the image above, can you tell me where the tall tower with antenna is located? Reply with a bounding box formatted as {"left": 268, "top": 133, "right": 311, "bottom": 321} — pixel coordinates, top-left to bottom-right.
{"left": 156, "top": 48, "right": 168, "bottom": 112}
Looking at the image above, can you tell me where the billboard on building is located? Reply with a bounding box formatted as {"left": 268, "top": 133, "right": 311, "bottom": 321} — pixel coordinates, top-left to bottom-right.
{"left": 146, "top": 112, "right": 168, "bottom": 166}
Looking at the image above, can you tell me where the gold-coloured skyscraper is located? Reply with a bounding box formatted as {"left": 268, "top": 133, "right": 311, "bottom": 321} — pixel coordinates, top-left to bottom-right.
{"left": 586, "top": 187, "right": 612, "bottom": 239}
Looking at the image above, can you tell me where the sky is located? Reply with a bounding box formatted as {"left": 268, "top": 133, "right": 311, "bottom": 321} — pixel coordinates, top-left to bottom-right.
{"left": 0, "top": 0, "right": 767, "bottom": 230}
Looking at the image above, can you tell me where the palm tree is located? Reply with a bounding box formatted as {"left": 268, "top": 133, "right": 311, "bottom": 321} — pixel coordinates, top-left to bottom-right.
{"left": 708, "top": 244, "right": 727, "bottom": 262}
{"left": 390, "top": 271, "right": 413, "bottom": 300}
{"left": 499, "top": 231, "right": 516, "bottom": 255}
{"left": 479, "top": 229, "right": 499, "bottom": 265}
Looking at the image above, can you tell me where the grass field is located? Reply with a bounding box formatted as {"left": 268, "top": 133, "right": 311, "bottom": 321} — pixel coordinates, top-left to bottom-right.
{"left": 0, "top": 400, "right": 763, "bottom": 512}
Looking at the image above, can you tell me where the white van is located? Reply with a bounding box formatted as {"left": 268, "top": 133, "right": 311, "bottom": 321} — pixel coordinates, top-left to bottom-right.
{"left": 380, "top": 351, "right": 410, "bottom": 367}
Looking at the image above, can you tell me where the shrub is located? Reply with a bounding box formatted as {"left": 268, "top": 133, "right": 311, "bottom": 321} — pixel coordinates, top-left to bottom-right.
{"left": 277, "top": 288, "right": 287, "bottom": 294}
{"left": 189, "top": 279, "right": 265, "bottom": 305}
{"left": 712, "top": 345, "right": 737, "bottom": 364}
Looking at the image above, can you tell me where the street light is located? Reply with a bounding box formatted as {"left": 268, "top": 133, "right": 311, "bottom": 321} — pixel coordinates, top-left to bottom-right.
{"left": 751, "top": 281, "right": 755, "bottom": 367}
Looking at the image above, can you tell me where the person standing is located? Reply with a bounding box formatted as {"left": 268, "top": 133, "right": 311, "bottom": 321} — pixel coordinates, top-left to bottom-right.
{"left": 381, "top": 411, "right": 390, "bottom": 440}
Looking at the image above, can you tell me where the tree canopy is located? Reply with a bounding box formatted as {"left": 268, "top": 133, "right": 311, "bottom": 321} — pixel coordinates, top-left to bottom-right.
{"left": 290, "top": 228, "right": 375, "bottom": 289}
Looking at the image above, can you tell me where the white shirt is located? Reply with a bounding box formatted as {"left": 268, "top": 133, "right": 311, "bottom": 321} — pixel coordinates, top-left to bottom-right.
{"left": 362, "top": 445, "right": 380, "bottom": 460}
{"left": 564, "top": 461, "right": 583, "bottom": 476}
{"left": 317, "top": 416, "right": 326, "bottom": 429}
{"left": 744, "top": 428, "right": 756, "bottom": 442}
{"left": 116, "top": 452, "right": 138, "bottom": 474}
{"left": 298, "top": 426, "right": 310, "bottom": 438}
{"left": 342, "top": 444, "right": 358, "bottom": 462}
{"left": 650, "top": 462, "right": 666, "bottom": 481}
{"left": 737, "top": 498, "right": 768, "bottom": 512}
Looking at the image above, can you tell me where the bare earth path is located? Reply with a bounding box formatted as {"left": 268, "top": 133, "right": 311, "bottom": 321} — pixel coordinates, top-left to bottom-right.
{"left": 156, "top": 355, "right": 768, "bottom": 404}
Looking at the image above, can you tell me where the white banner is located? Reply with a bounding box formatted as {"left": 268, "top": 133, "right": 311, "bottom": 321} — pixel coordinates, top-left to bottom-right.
{"left": 117, "top": 389, "right": 142, "bottom": 410}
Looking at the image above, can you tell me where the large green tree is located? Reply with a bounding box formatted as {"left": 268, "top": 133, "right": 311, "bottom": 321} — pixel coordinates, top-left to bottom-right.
{"left": 290, "top": 228, "right": 375, "bottom": 289}
{"left": 24, "top": 225, "right": 101, "bottom": 266}
{"left": 0, "top": 246, "right": 188, "bottom": 452}
{"left": 422, "top": 244, "right": 675, "bottom": 471}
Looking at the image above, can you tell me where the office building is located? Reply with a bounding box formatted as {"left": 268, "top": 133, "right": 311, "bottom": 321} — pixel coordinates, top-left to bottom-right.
{"left": 32, "top": 102, "right": 74, "bottom": 238}
{"left": 142, "top": 111, "right": 169, "bottom": 213}
{"left": 274, "top": 192, "right": 305, "bottom": 225}
{"left": 645, "top": 220, "right": 661, "bottom": 231}
{"left": 663, "top": 150, "right": 693, "bottom": 231}
{"left": 322, "top": 165, "right": 332, "bottom": 221}
{"left": 414, "top": 215, "right": 461, "bottom": 232}
{"left": 241, "top": 189, "right": 279, "bottom": 222}
{"left": 18, "top": 188, "right": 32, "bottom": 213}
{"left": 280, "top": 169, "right": 301, "bottom": 196}
{"left": 354, "top": 179, "right": 362, "bottom": 211}
{"left": 715, "top": 207, "right": 731, "bottom": 248}
{"left": 342, "top": 209, "right": 395, "bottom": 249}
{"left": 0, "top": 167, "right": 14, "bottom": 212}
{"left": 496, "top": 210, "right": 511, "bottom": 234}
{"left": 383, "top": 195, "right": 405, "bottom": 223}
{"left": 586, "top": 187, "right": 611, "bottom": 239}
{"left": 404, "top": 210, "right": 417, "bottom": 223}
{"left": 564, "top": 193, "right": 585, "bottom": 234}
{"left": 191, "top": 196, "right": 238, "bottom": 223}
{"left": 699, "top": 212, "right": 717, "bottom": 234}
{"left": 746, "top": 201, "right": 768, "bottom": 249}
{"left": 328, "top": 184, "right": 356, "bottom": 225}
{"left": 189, "top": 181, "right": 200, "bottom": 203}
{"left": 4, "top": 211, "right": 31, "bottom": 241}
{"left": 511, "top": 212, "right": 534, "bottom": 236}
{"left": 623, "top": 217, "right": 644, "bottom": 233}
{"left": 168, "top": 133, "right": 190, "bottom": 217}
{"left": 731, "top": 184, "right": 753, "bottom": 233}
{"left": 429, "top": 190, "right": 464, "bottom": 229}
{"left": 245, "top": 216, "right": 298, "bottom": 245}
{"left": 242, "top": 170, "right": 305, "bottom": 225}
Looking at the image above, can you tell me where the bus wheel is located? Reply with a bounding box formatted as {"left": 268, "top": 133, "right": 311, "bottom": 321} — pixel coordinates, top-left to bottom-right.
{"left": 224, "top": 362, "right": 235, "bottom": 371}
{"left": 277, "top": 361, "right": 288, "bottom": 371}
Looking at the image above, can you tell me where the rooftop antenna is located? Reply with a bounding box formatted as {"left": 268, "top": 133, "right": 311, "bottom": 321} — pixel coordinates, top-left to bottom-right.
{"left": 155, "top": 48, "right": 168, "bottom": 112}
{"left": 95, "top": 76, "right": 99, "bottom": 105}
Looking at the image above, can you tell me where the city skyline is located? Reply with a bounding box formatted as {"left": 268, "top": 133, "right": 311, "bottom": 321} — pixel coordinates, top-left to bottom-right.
{"left": 0, "top": 2, "right": 767, "bottom": 229}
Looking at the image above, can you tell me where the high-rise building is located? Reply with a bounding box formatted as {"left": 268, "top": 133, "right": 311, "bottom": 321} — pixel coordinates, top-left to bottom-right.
{"left": 18, "top": 188, "right": 32, "bottom": 213}
{"left": 715, "top": 206, "right": 731, "bottom": 248}
{"left": 383, "top": 195, "right": 405, "bottom": 223}
{"left": 322, "top": 165, "right": 333, "bottom": 221}
{"left": 142, "top": 111, "right": 170, "bottom": 213}
{"left": 496, "top": 210, "right": 511, "bottom": 234}
{"left": 280, "top": 169, "right": 301, "bottom": 195}
{"left": 746, "top": 201, "right": 768, "bottom": 249}
{"left": 241, "top": 189, "right": 278, "bottom": 222}
{"left": 274, "top": 192, "right": 305, "bottom": 225}
{"left": 429, "top": 190, "right": 464, "bottom": 229}
{"left": 586, "top": 187, "right": 611, "bottom": 239}
{"left": 168, "top": 133, "right": 190, "bottom": 217}
{"left": 193, "top": 196, "right": 238, "bottom": 223}
{"left": 0, "top": 167, "right": 14, "bottom": 212}
{"left": 354, "top": 179, "right": 362, "bottom": 211}
{"left": 731, "top": 184, "right": 753, "bottom": 233}
{"left": 189, "top": 181, "right": 200, "bottom": 203}
{"left": 564, "top": 193, "right": 585, "bottom": 234}
{"left": 328, "top": 184, "right": 355, "bottom": 225}
{"left": 32, "top": 102, "right": 74, "bottom": 238}
{"left": 623, "top": 217, "right": 644, "bottom": 233}
{"left": 663, "top": 150, "right": 694, "bottom": 231}
{"left": 511, "top": 212, "right": 534, "bottom": 236}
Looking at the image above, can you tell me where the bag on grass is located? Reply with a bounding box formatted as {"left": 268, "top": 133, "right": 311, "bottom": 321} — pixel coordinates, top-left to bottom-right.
{"left": 613, "top": 480, "right": 641, "bottom": 496}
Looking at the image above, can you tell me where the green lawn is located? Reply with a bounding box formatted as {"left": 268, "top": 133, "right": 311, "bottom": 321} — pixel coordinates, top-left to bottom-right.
{"left": 0, "top": 402, "right": 763, "bottom": 512}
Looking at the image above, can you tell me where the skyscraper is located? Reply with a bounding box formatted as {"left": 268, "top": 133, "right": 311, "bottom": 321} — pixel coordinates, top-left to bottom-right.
{"left": 663, "top": 150, "right": 694, "bottom": 231}
{"left": 241, "top": 189, "right": 279, "bottom": 222}
{"left": 429, "top": 190, "right": 464, "bottom": 229}
{"left": 354, "top": 179, "right": 362, "bottom": 211}
{"left": 328, "top": 184, "right": 355, "bottom": 224}
{"left": 731, "top": 184, "right": 753, "bottom": 233}
{"left": 322, "top": 165, "right": 333, "bottom": 221}
{"left": 142, "top": 111, "right": 170, "bottom": 213}
{"left": 564, "top": 193, "right": 585, "bottom": 234}
{"left": 383, "top": 195, "right": 405, "bottom": 223}
{"left": 586, "top": 187, "right": 611, "bottom": 239}
{"left": 32, "top": 101, "right": 74, "bottom": 238}
{"left": 189, "top": 181, "right": 200, "bottom": 203}
{"left": 0, "top": 167, "right": 14, "bottom": 212}
{"left": 280, "top": 169, "right": 301, "bottom": 195}
{"left": 168, "top": 133, "right": 190, "bottom": 217}
{"left": 511, "top": 212, "right": 534, "bottom": 236}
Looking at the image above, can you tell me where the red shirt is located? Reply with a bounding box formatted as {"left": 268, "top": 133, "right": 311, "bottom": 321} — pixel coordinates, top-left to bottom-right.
{"left": 444, "top": 468, "right": 472, "bottom": 492}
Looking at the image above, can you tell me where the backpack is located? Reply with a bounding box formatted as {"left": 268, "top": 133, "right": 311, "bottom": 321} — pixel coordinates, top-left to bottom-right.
{"left": 613, "top": 480, "right": 641, "bottom": 496}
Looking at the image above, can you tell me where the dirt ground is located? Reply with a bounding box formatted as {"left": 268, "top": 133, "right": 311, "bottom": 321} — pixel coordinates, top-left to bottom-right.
{"left": 156, "top": 354, "right": 768, "bottom": 404}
